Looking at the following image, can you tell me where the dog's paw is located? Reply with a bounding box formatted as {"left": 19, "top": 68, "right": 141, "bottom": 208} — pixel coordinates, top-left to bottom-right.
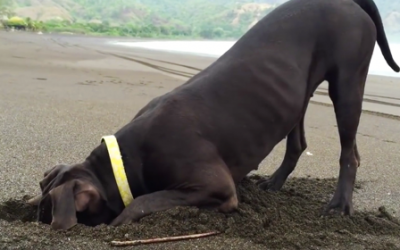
{"left": 323, "top": 196, "right": 354, "bottom": 216}
{"left": 256, "top": 176, "right": 285, "bottom": 191}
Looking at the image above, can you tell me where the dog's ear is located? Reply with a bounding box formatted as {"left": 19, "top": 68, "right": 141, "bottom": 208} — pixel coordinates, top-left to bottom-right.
{"left": 74, "top": 180, "right": 102, "bottom": 213}
{"left": 49, "top": 180, "right": 77, "bottom": 230}
{"left": 49, "top": 180, "right": 101, "bottom": 230}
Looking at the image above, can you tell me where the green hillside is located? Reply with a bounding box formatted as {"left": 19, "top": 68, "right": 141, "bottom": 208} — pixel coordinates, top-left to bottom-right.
{"left": 0, "top": 0, "right": 399, "bottom": 39}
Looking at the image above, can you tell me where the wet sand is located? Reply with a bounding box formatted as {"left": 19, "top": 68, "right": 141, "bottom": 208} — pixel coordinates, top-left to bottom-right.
{"left": 1, "top": 31, "right": 400, "bottom": 249}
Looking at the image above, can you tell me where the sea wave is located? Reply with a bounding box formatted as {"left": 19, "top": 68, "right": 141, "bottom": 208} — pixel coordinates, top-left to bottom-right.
{"left": 113, "top": 40, "right": 400, "bottom": 78}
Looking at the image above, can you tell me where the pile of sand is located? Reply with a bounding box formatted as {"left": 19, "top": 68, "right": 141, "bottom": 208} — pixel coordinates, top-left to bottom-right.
{"left": 1, "top": 176, "right": 399, "bottom": 249}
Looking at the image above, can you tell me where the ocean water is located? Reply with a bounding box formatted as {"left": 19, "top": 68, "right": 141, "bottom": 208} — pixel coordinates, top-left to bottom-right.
{"left": 113, "top": 40, "right": 400, "bottom": 78}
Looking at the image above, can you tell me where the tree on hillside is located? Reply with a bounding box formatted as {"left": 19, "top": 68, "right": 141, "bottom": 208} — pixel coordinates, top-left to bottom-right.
{"left": 0, "top": 0, "right": 15, "bottom": 18}
{"left": 1, "top": 0, "right": 398, "bottom": 39}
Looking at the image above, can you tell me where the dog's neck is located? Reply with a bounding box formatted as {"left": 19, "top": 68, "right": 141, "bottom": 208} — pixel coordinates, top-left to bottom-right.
{"left": 82, "top": 137, "right": 147, "bottom": 214}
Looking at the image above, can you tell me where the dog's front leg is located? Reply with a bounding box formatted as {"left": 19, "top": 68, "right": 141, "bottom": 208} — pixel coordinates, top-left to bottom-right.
{"left": 111, "top": 158, "right": 239, "bottom": 226}
{"left": 110, "top": 188, "right": 238, "bottom": 226}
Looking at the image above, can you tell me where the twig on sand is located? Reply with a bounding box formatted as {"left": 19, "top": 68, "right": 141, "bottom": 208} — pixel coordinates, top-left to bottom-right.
{"left": 110, "top": 231, "right": 221, "bottom": 247}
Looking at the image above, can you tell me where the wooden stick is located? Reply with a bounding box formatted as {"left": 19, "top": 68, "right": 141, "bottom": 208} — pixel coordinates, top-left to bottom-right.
{"left": 110, "top": 231, "right": 221, "bottom": 247}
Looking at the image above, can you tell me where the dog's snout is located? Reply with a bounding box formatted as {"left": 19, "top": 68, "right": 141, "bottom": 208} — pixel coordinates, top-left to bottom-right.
{"left": 51, "top": 218, "right": 77, "bottom": 231}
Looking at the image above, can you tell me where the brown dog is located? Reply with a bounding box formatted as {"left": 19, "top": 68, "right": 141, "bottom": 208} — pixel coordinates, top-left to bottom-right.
{"left": 29, "top": 0, "right": 398, "bottom": 230}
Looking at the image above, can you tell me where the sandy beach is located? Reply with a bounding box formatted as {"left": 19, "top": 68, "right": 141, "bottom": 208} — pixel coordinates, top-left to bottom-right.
{"left": 1, "top": 31, "right": 400, "bottom": 249}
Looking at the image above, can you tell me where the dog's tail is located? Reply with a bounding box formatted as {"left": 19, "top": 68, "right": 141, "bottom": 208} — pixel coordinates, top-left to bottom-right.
{"left": 353, "top": 0, "right": 399, "bottom": 72}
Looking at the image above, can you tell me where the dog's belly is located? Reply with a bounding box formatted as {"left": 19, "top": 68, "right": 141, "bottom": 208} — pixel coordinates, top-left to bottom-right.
{"left": 195, "top": 72, "right": 306, "bottom": 180}
{"left": 215, "top": 121, "right": 295, "bottom": 182}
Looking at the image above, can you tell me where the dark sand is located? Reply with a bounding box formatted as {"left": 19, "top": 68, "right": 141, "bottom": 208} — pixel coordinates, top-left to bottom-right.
{"left": 1, "top": 31, "right": 400, "bottom": 249}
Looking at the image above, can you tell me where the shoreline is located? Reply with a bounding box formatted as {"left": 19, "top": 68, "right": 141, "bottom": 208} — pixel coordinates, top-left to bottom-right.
{"left": 2, "top": 31, "right": 400, "bottom": 117}
{"left": 113, "top": 40, "right": 400, "bottom": 79}
{"left": 2, "top": 28, "right": 399, "bottom": 43}
{"left": 3, "top": 31, "right": 399, "bottom": 79}
{"left": 110, "top": 40, "right": 400, "bottom": 79}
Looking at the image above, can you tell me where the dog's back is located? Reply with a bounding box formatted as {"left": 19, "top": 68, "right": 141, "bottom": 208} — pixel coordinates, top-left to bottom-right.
{"left": 132, "top": 0, "right": 391, "bottom": 178}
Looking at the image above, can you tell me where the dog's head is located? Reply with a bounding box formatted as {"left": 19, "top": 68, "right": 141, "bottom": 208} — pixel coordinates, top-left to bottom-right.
{"left": 28, "top": 164, "right": 115, "bottom": 230}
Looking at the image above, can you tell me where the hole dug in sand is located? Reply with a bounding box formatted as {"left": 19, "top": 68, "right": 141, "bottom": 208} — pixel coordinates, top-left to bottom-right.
{"left": 1, "top": 176, "right": 400, "bottom": 249}
{"left": 0, "top": 196, "right": 37, "bottom": 223}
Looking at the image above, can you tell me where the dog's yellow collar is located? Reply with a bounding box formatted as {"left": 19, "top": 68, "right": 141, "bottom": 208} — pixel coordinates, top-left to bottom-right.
{"left": 101, "top": 135, "right": 134, "bottom": 207}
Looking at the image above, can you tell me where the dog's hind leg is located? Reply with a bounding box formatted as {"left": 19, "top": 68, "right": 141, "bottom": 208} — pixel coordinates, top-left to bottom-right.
{"left": 257, "top": 114, "right": 307, "bottom": 191}
{"left": 323, "top": 69, "right": 367, "bottom": 216}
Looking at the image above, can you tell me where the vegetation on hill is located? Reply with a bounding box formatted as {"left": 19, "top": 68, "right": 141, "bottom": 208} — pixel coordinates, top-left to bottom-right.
{"left": 0, "top": 0, "right": 399, "bottom": 40}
